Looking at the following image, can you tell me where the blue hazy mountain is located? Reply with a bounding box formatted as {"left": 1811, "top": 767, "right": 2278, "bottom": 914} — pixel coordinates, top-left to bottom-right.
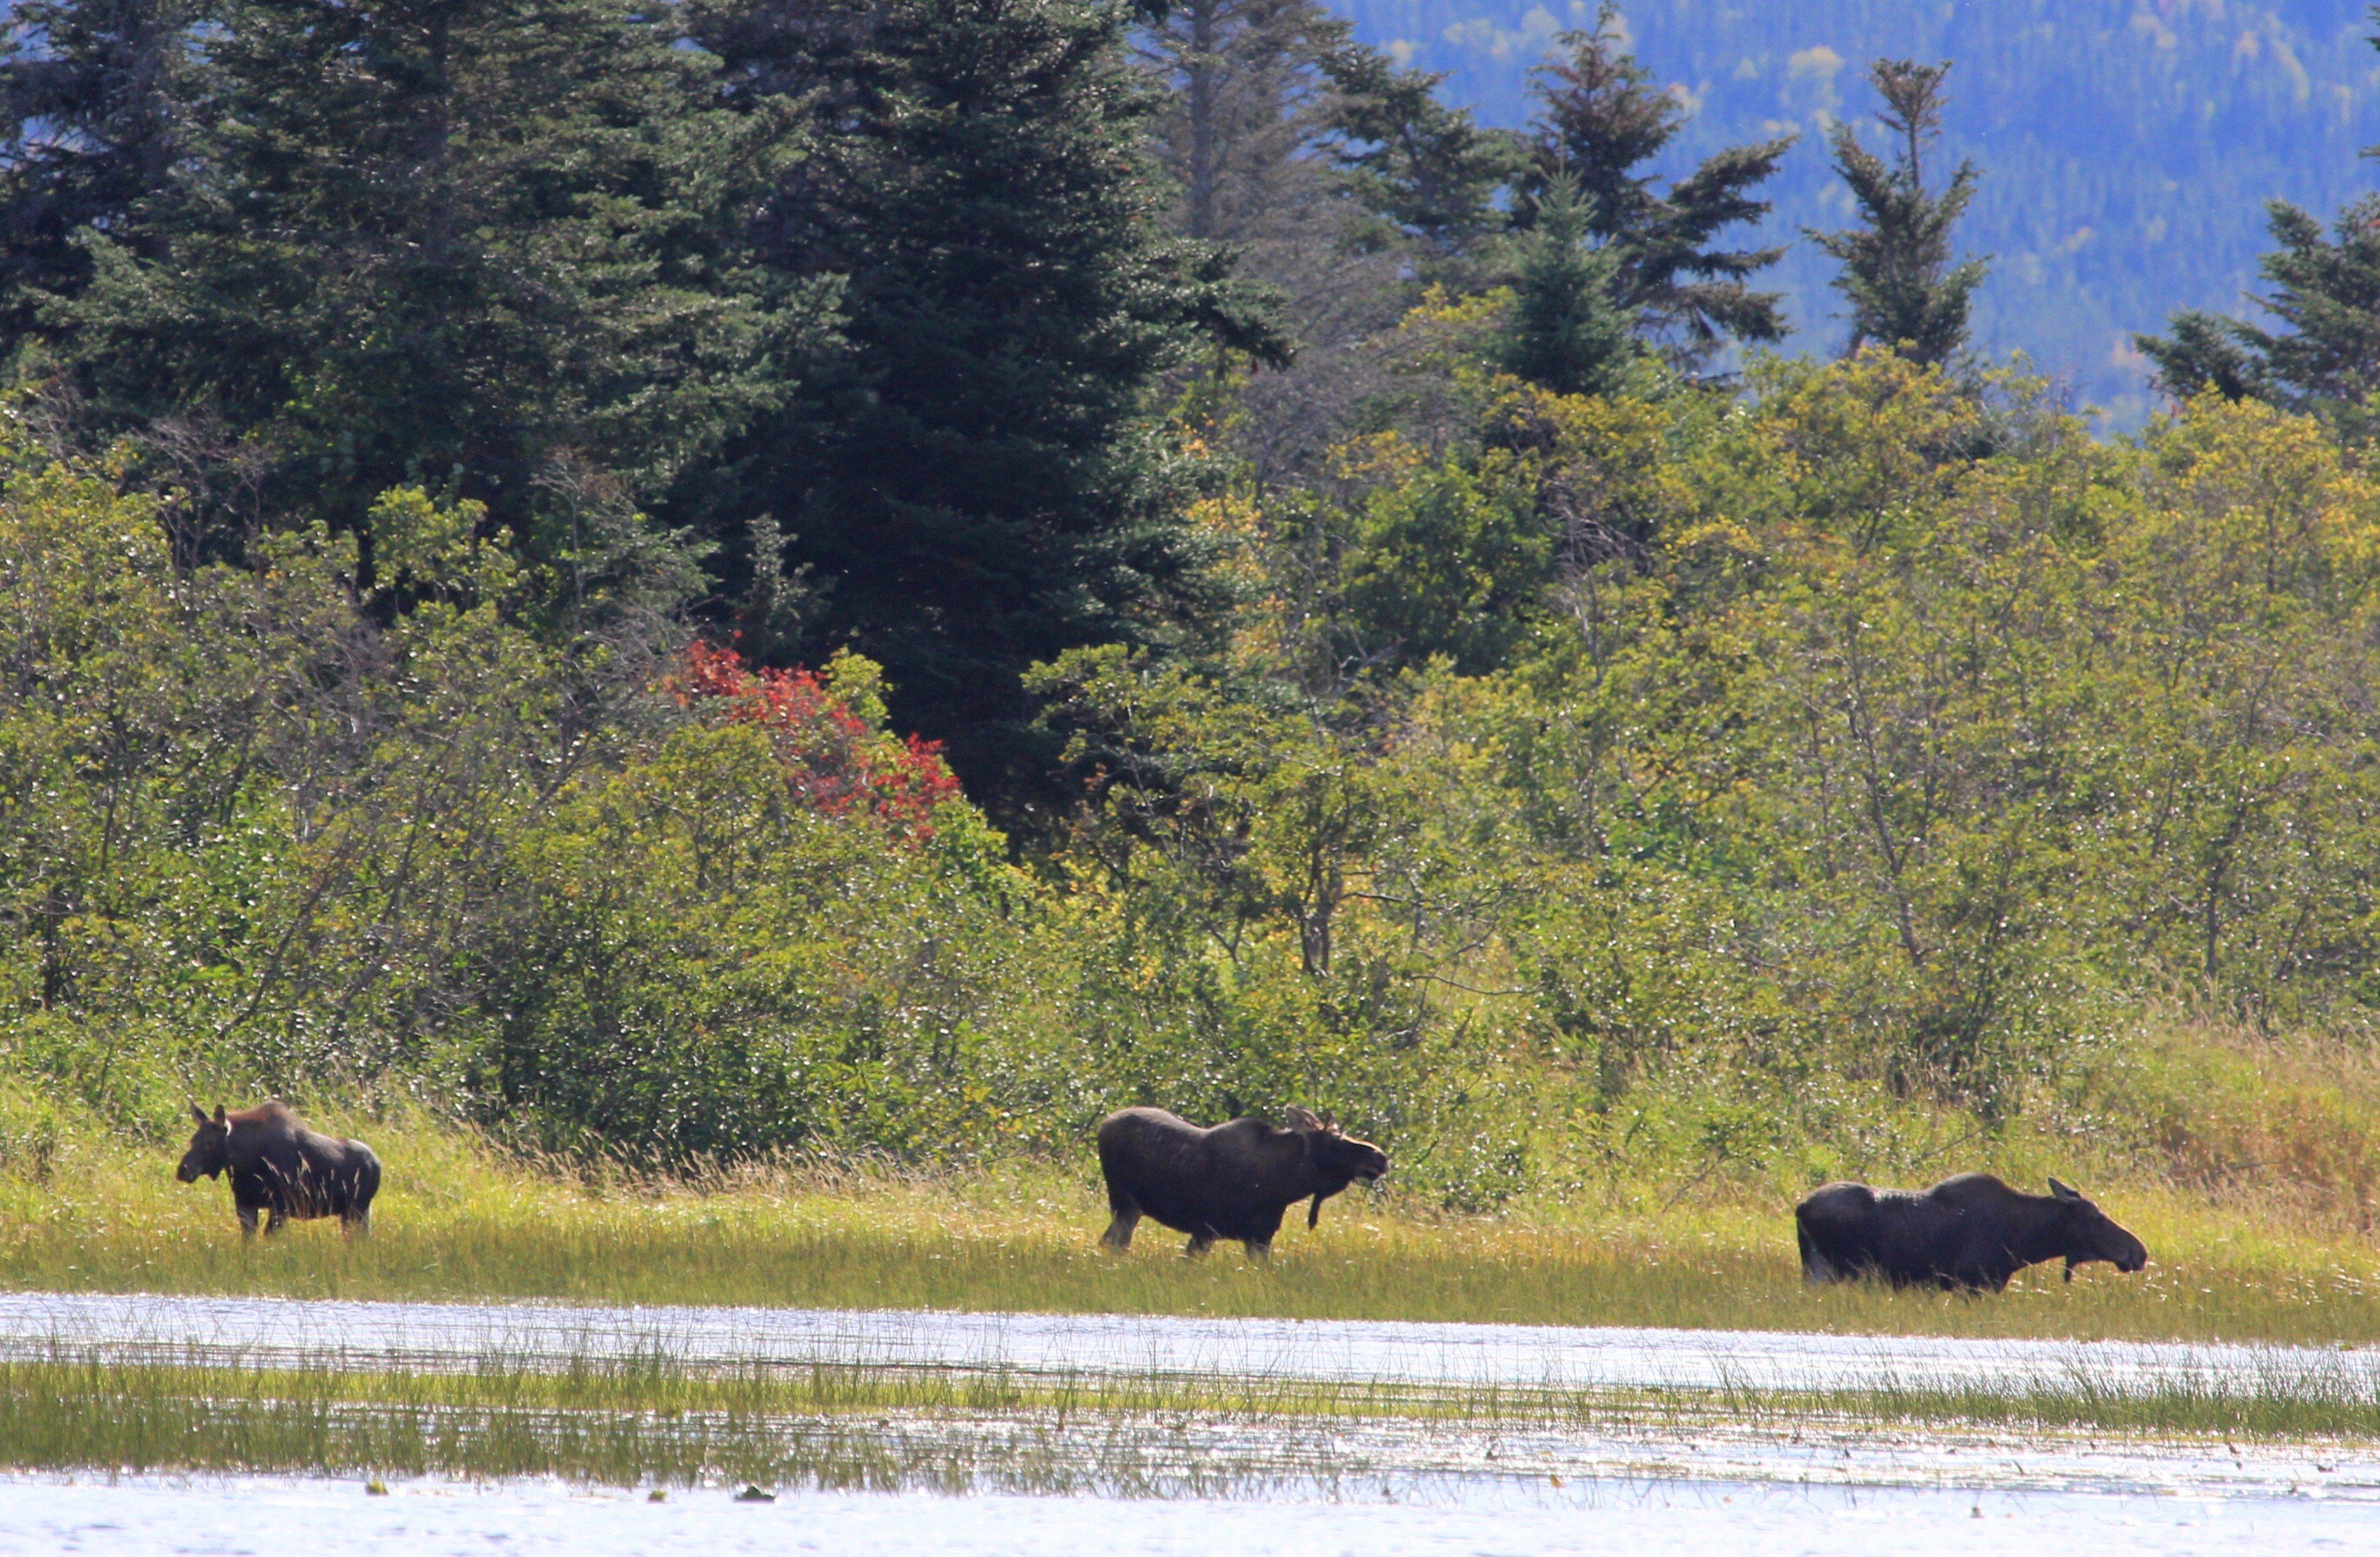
{"left": 1337, "top": 0, "right": 2380, "bottom": 424}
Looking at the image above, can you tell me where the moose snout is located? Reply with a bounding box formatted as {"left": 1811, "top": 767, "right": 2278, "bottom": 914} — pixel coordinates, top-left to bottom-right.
{"left": 2099, "top": 1227, "right": 2149, "bottom": 1273}
{"left": 175, "top": 1160, "right": 199, "bottom": 1183}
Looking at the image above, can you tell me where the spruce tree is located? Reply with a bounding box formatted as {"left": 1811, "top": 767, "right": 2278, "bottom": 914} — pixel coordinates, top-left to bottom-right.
{"left": 0, "top": 0, "right": 203, "bottom": 345}
{"left": 1138, "top": 0, "right": 1347, "bottom": 245}
{"left": 1500, "top": 175, "right": 1634, "bottom": 399}
{"left": 12, "top": 0, "right": 793, "bottom": 549}
{"left": 1317, "top": 46, "right": 1520, "bottom": 260}
{"left": 1139, "top": 0, "right": 1398, "bottom": 347}
{"left": 1529, "top": 5, "right": 1792, "bottom": 369}
{"left": 1809, "top": 59, "right": 1987, "bottom": 366}
{"left": 690, "top": 0, "right": 1260, "bottom": 814}
{"left": 2137, "top": 197, "right": 2380, "bottom": 440}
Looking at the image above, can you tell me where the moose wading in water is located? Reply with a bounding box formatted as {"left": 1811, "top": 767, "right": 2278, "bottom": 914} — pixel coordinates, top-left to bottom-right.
{"left": 1795, "top": 1174, "right": 2148, "bottom": 1292}
{"left": 176, "top": 1102, "right": 381, "bottom": 1238}
{"left": 1097, "top": 1105, "right": 1388, "bottom": 1259}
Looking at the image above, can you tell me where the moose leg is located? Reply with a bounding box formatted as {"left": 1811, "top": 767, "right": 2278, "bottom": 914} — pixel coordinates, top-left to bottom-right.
{"left": 1797, "top": 1224, "right": 1843, "bottom": 1285}
{"left": 1099, "top": 1190, "right": 1140, "bottom": 1251}
{"left": 1183, "top": 1233, "right": 1214, "bottom": 1259}
{"left": 236, "top": 1203, "right": 260, "bottom": 1240}
{"left": 342, "top": 1207, "right": 371, "bottom": 1241}
{"left": 1242, "top": 1239, "right": 1272, "bottom": 1263}
{"left": 264, "top": 1207, "right": 287, "bottom": 1236}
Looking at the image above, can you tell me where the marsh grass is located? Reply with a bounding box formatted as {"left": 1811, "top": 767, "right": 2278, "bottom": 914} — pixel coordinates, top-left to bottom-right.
{"left": 5, "top": 1121, "right": 2380, "bottom": 1345}
{"left": 5, "top": 1347, "right": 2380, "bottom": 1490}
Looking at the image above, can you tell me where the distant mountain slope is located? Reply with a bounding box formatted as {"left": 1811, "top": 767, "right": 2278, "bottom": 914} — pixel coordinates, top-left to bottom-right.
{"left": 1337, "top": 0, "right": 2380, "bottom": 424}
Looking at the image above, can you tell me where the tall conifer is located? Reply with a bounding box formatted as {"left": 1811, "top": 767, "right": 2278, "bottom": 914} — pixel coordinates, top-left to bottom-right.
{"left": 1809, "top": 59, "right": 1987, "bottom": 366}
{"left": 1138, "top": 0, "right": 1346, "bottom": 246}
{"left": 1528, "top": 5, "right": 1792, "bottom": 369}
{"left": 691, "top": 0, "right": 1258, "bottom": 812}
{"left": 7, "top": 0, "right": 795, "bottom": 548}
{"left": 1318, "top": 46, "right": 1518, "bottom": 259}
{"left": 0, "top": 0, "right": 203, "bottom": 343}
{"left": 2137, "top": 198, "right": 2380, "bottom": 441}
{"left": 1501, "top": 175, "right": 1634, "bottom": 398}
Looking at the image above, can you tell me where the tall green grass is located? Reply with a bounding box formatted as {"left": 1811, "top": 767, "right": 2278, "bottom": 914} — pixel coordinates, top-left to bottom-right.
{"left": 4, "top": 1348, "right": 2379, "bottom": 1489}
{"left": 4, "top": 1122, "right": 2380, "bottom": 1343}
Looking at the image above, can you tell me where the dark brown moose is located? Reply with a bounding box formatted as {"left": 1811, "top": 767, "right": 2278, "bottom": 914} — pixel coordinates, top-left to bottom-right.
{"left": 1097, "top": 1105, "right": 1388, "bottom": 1259}
{"left": 1795, "top": 1173, "right": 2147, "bottom": 1292}
{"left": 176, "top": 1102, "right": 381, "bottom": 1238}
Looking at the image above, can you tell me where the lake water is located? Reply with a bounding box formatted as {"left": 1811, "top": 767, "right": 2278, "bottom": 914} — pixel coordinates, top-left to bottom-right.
{"left": 0, "top": 1290, "right": 2368, "bottom": 1395}
{"left": 1, "top": 1293, "right": 2376, "bottom": 1553}
{"left": 0, "top": 1468, "right": 2370, "bottom": 1556}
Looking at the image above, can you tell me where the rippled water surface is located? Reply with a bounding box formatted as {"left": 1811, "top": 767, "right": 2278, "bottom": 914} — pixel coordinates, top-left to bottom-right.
{"left": 0, "top": 1471, "right": 2370, "bottom": 1556}
{"left": 0, "top": 1290, "right": 2370, "bottom": 1393}
{"left": 2, "top": 1293, "right": 2377, "bottom": 1552}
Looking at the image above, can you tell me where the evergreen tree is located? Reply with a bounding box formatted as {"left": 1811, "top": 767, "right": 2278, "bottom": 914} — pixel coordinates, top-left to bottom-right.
{"left": 1138, "top": 0, "right": 1405, "bottom": 353}
{"left": 1500, "top": 175, "right": 1634, "bottom": 398}
{"left": 1809, "top": 59, "right": 1987, "bottom": 367}
{"left": 1529, "top": 5, "right": 1792, "bottom": 369}
{"left": 1137, "top": 0, "right": 1347, "bottom": 245}
{"left": 1318, "top": 45, "right": 1520, "bottom": 259}
{"left": 13, "top": 0, "right": 795, "bottom": 550}
{"left": 0, "top": 0, "right": 203, "bottom": 345}
{"left": 2137, "top": 197, "right": 2380, "bottom": 440}
{"left": 690, "top": 0, "right": 1262, "bottom": 815}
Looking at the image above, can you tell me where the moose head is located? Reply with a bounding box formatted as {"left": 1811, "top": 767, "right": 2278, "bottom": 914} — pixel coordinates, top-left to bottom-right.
{"left": 1284, "top": 1106, "right": 1388, "bottom": 1227}
{"left": 177, "top": 1104, "right": 231, "bottom": 1183}
{"left": 2048, "top": 1176, "right": 2148, "bottom": 1281}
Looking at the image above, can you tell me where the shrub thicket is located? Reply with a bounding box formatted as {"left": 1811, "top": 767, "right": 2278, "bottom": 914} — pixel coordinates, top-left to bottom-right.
{"left": 4, "top": 342, "right": 2379, "bottom": 1205}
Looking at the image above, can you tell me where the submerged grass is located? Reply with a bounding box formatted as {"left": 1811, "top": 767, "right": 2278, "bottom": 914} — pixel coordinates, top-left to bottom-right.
{"left": 4, "top": 1347, "right": 2380, "bottom": 1490}
{"left": 3, "top": 1122, "right": 2379, "bottom": 1345}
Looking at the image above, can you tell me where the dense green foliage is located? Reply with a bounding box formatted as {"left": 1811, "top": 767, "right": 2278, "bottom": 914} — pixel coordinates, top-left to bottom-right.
{"left": 0, "top": 0, "right": 1264, "bottom": 812}
{"left": 4, "top": 0, "right": 792, "bottom": 541}
{"left": 4, "top": 0, "right": 2380, "bottom": 1212}
{"left": 9, "top": 338, "right": 2380, "bottom": 1201}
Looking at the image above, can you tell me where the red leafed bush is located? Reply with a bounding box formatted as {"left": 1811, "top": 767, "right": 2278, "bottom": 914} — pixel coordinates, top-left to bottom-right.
{"left": 675, "top": 640, "right": 962, "bottom": 837}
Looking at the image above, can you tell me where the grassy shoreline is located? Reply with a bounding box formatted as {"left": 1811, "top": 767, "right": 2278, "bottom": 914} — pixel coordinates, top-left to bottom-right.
{"left": 3, "top": 1127, "right": 2379, "bottom": 1345}
{"left": 10, "top": 1126, "right": 2380, "bottom": 1485}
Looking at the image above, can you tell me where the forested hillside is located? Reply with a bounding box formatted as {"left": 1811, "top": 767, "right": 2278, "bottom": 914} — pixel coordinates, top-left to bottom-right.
{"left": 3, "top": 0, "right": 2380, "bottom": 1209}
{"left": 1341, "top": 0, "right": 2380, "bottom": 422}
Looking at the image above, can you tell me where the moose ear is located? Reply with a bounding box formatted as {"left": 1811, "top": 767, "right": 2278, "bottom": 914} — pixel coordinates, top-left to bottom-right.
{"left": 214, "top": 1104, "right": 228, "bottom": 1127}
{"left": 189, "top": 1103, "right": 210, "bottom": 1127}
{"left": 2048, "top": 1176, "right": 2081, "bottom": 1202}
{"left": 1283, "top": 1106, "right": 1322, "bottom": 1133}
{"left": 1321, "top": 1110, "right": 1340, "bottom": 1133}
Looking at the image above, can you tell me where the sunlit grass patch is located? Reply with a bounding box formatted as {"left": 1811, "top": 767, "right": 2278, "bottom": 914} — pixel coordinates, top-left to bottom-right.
{"left": 5, "top": 1118, "right": 2380, "bottom": 1345}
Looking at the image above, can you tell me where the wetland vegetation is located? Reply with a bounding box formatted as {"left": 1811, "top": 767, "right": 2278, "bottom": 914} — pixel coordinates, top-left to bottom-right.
{"left": 6, "top": 1337, "right": 2380, "bottom": 1491}
{"left": 4, "top": 1119, "right": 2379, "bottom": 1347}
